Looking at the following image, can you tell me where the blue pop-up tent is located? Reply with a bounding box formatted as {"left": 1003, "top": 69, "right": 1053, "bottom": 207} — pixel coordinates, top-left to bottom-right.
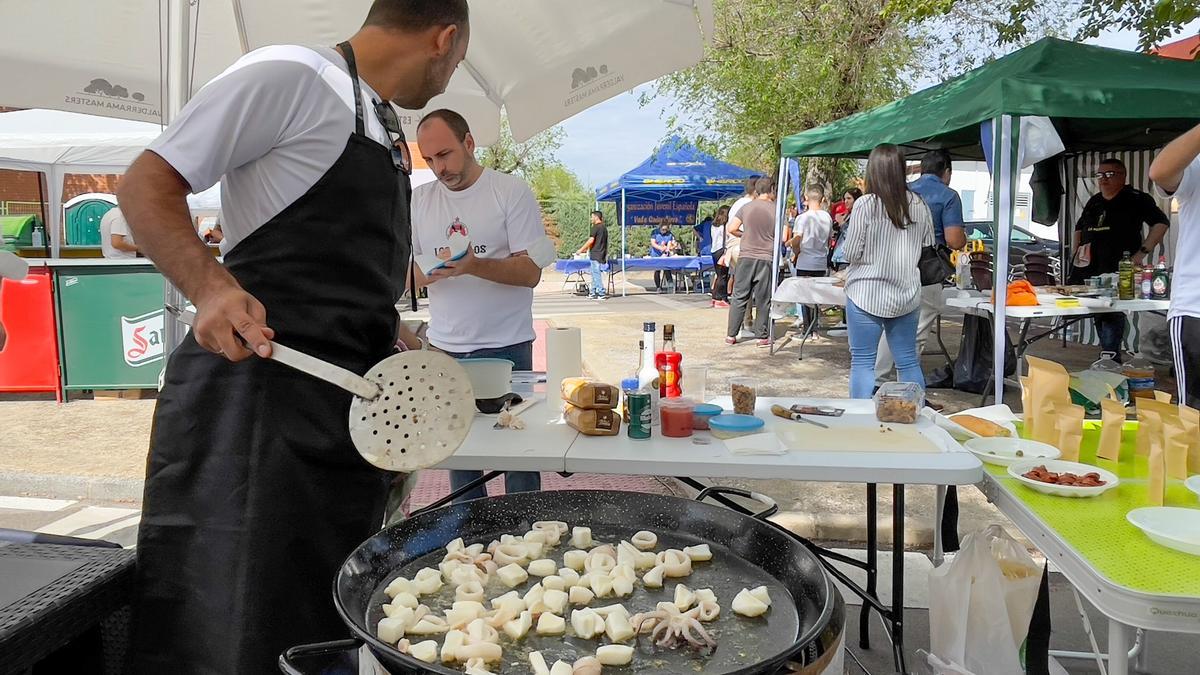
{"left": 595, "top": 136, "right": 760, "bottom": 294}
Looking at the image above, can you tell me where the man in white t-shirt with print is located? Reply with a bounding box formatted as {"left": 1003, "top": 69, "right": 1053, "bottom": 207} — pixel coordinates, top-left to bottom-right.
{"left": 1150, "top": 122, "right": 1200, "bottom": 407}
{"left": 787, "top": 185, "right": 832, "bottom": 327}
{"left": 412, "top": 108, "right": 551, "bottom": 500}
{"left": 100, "top": 207, "right": 138, "bottom": 259}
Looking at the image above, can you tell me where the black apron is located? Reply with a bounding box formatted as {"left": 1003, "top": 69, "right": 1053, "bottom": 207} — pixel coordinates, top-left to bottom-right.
{"left": 131, "top": 44, "right": 410, "bottom": 673}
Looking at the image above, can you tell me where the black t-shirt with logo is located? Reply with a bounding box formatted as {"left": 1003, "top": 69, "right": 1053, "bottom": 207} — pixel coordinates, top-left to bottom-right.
{"left": 589, "top": 223, "right": 609, "bottom": 262}
{"left": 1074, "top": 186, "right": 1169, "bottom": 276}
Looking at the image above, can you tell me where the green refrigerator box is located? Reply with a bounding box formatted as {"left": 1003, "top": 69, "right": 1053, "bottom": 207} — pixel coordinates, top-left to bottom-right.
{"left": 55, "top": 265, "right": 165, "bottom": 391}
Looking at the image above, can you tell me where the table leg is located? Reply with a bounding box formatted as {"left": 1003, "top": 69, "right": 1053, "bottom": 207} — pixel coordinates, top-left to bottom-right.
{"left": 891, "top": 484, "right": 908, "bottom": 674}
{"left": 410, "top": 471, "right": 504, "bottom": 517}
{"left": 860, "top": 483, "right": 878, "bottom": 650}
{"left": 933, "top": 486, "right": 946, "bottom": 568}
{"left": 797, "top": 305, "right": 819, "bottom": 361}
{"left": 935, "top": 314, "right": 954, "bottom": 370}
{"left": 1108, "top": 619, "right": 1130, "bottom": 675}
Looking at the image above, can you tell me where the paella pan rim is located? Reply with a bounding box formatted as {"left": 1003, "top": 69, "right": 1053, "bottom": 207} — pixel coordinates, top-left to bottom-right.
{"left": 332, "top": 489, "right": 842, "bottom": 674}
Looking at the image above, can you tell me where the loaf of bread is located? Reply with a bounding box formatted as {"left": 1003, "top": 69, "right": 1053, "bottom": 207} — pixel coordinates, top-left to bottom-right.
{"left": 561, "top": 377, "right": 619, "bottom": 410}
{"left": 564, "top": 404, "right": 621, "bottom": 436}
{"left": 951, "top": 414, "right": 1011, "bottom": 438}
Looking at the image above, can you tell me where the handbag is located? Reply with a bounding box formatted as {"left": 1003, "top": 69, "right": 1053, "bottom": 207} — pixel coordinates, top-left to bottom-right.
{"left": 919, "top": 243, "right": 954, "bottom": 286}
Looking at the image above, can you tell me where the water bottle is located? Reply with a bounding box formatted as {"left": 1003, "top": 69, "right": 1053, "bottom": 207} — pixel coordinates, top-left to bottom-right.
{"left": 1117, "top": 252, "right": 1134, "bottom": 300}
{"left": 30, "top": 223, "right": 44, "bottom": 248}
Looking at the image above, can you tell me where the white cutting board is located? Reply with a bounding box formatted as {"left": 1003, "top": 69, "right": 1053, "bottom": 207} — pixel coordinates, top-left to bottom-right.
{"left": 778, "top": 423, "right": 942, "bottom": 454}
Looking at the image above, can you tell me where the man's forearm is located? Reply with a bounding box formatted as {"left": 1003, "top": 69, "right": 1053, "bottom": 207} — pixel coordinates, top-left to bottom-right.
{"left": 117, "top": 151, "right": 238, "bottom": 304}
{"left": 111, "top": 235, "right": 139, "bottom": 253}
{"left": 1150, "top": 122, "right": 1200, "bottom": 193}
{"left": 471, "top": 255, "right": 540, "bottom": 288}
{"left": 1144, "top": 223, "right": 1170, "bottom": 254}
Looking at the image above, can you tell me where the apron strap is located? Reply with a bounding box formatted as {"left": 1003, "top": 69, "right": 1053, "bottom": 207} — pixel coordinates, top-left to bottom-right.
{"left": 337, "top": 41, "right": 367, "bottom": 138}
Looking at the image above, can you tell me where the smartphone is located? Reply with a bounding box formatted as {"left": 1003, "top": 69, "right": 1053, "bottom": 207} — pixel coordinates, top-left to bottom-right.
{"left": 790, "top": 405, "right": 844, "bottom": 417}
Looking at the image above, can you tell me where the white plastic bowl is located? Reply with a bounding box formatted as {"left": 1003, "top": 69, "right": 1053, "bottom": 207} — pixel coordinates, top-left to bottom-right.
{"left": 1127, "top": 507, "right": 1200, "bottom": 556}
{"left": 1186, "top": 476, "right": 1200, "bottom": 502}
{"left": 966, "top": 437, "right": 1060, "bottom": 467}
{"left": 1007, "top": 460, "right": 1119, "bottom": 498}
{"left": 458, "top": 358, "right": 514, "bottom": 400}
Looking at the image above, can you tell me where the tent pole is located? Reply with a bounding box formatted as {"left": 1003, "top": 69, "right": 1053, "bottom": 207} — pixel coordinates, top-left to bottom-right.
{"left": 992, "top": 115, "right": 1019, "bottom": 404}
{"left": 47, "top": 168, "right": 62, "bottom": 259}
{"left": 163, "top": 0, "right": 193, "bottom": 355}
{"left": 620, "top": 188, "right": 627, "bottom": 298}
{"left": 769, "top": 156, "right": 788, "bottom": 355}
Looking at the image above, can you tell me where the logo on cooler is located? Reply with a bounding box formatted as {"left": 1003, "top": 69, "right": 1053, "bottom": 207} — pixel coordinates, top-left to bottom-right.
{"left": 121, "top": 310, "right": 165, "bottom": 367}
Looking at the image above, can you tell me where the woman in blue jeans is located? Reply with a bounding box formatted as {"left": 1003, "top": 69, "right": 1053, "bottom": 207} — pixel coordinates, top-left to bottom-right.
{"left": 842, "top": 144, "right": 935, "bottom": 398}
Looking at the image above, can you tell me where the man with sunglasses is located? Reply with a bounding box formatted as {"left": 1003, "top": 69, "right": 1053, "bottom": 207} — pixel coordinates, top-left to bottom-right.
{"left": 411, "top": 108, "right": 553, "bottom": 502}
{"left": 1070, "top": 158, "right": 1170, "bottom": 359}
{"left": 114, "top": 1, "right": 469, "bottom": 671}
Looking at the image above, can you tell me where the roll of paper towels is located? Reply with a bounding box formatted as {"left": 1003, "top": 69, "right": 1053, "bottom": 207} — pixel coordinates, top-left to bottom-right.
{"left": 545, "top": 327, "right": 582, "bottom": 406}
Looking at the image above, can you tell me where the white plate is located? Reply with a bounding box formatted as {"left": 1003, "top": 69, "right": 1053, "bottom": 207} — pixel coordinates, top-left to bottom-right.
{"left": 1186, "top": 476, "right": 1200, "bottom": 501}
{"left": 1007, "top": 460, "right": 1119, "bottom": 498}
{"left": 1127, "top": 507, "right": 1200, "bottom": 556}
{"left": 966, "top": 437, "right": 1060, "bottom": 467}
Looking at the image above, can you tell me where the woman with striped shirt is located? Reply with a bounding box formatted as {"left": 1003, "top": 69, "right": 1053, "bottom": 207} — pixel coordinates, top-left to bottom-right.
{"left": 843, "top": 144, "right": 935, "bottom": 398}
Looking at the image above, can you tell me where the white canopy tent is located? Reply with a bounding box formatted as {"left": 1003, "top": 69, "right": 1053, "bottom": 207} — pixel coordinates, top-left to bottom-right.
{"left": 0, "top": 0, "right": 713, "bottom": 145}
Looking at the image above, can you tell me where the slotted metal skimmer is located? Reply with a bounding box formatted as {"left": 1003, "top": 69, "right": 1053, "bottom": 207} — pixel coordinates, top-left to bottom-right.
{"left": 169, "top": 306, "right": 475, "bottom": 471}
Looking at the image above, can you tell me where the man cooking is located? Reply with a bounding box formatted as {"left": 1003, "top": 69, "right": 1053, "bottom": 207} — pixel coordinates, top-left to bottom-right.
{"left": 1070, "top": 158, "right": 1170, "bottom": 358}
{"left": 114, "top": 1, "right": 469, "bottom": 671}
{"left": 411, "top": 109, "right": 552, "bottom": 502}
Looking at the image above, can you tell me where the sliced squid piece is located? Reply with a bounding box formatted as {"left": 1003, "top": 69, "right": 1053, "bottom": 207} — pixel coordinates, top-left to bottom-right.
{"left": 596, "top": 644, "right": 635, "bottom": 666}
{"left": 569, "top": 585, "right": 595, "bottom": 606}
{"left": 528, "top": 558, "right": 557, "bottom": 577}
{"left": 656, "top": 550, "right": 693, "bottom": 578}
{"left": 440, "top": 629, "right": 466, "bottom": 663}
{"left": 571, "top": 527, "right": 593, "bottom": 549}
{"left": 523, "top": 541, "right": 546, "bottom": 560}
{"left": 541, "top": 574, "right": 565, "bottom": 591}
{"left": 407, "top": 615, "right": 449, "bottom": 635}
{"left": 529, "top": 651, "right": 551, "bottom": 675}
{"left": 674, "top": 584, "right": 696, "bottom": 611}
{"left": 524, "top": 584, "right": 547, "bottom": 614}
{"left": 455, "top": 580, "right": 485, "bottom": 603}
{"left": 573, "top": 656, "right": 603, "bottom": 675}
{"left": 630, "top": 530, "right": 658, "bottom": 551}
{"left": 408, "top": 639, "right": 438, "bottom": 663}
{"left": 463, "top": 657, "right": 496, "bottom": 675}
{"left": 497, "top": 563, "right": 529, "bottom": 588}
{"left": 493, "top": 544, "right": 530, "bottom": 568}
{"left": 584, "top": 551, "right": 616, "bottom": 575}
{"left": 413, "top": 568, "right": 444, "bottom": 595}
{"left": 605, "top": 610, "right": 636, "bottom": 642}
{"left": 590, "top": 573, "right": 613, "bottom": 598}
{"left": 502, "top": 609, "right": 533, "bottom": 640}
{"left": 591, "top": 603, "right": 630, "bottom": 619}
{"left": 457, "top": 641, "right": 502, "bottom": 663}
{"left": 559, "top": 568, "right": 582, "bottom": 587}
{"left": 570, "top": 608, "right": 605, "bottom": 639}
{"left": 536, "top": 612, "right": 566, "bottom": 635}
{"left": 377, "top": 615, "right": 409, "bottom": 644}
{"left": 683, "top": 543, "right": 713, "bottom": 562}
{"left": 732, "top": 587, "right": 770, "bottom": 617}
{"left": 389, "top": 591, "right": 419, "bottom": 610}
{"left": 450, "top": 565, "right": 487, "bottom": 588}
{"left": 522, "top": 530, "right": 548, "bottom": 545}
{"left": 465, "top": 617, "right": 500, "bottom": 644}
{"left": 490, "top": 591, "right": 520, "bottom": 607}
{"left": 563, "top": 549, "right": 588, "bottom": 572}
{"left": 542, "top": 588, "right": 569, "bottom": 615}
{"left": 642, "top": 564, "right": 666, "bottom": 588}
{"left": 384, "top": 576, "right": 413, "bottom": 599}
{"left": 445, "top": 537, "right": 465, "bottom": 554}
{"left": 749, "top": 585, "right": 771, "bottom": 606}
{"left": 465, "top": 543, "right": 485, "bottom": 557}
{"left": 533, "top": 520, "right": 569, "bottom": 536}
{"left": 549, "top": 660, "right": 573, "bottom": 675}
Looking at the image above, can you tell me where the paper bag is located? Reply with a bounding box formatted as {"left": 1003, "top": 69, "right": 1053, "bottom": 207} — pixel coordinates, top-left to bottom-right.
{"left": 1020, "top": 376, "right": 1033, "bottom": 437}
{"left": 1180, "top": 406, "right": 1200, "bottom": 474}
{"left": 1135, "top": 408, "right": 1162, "bottom": 457}
{"left": 1148, "top": 433, "right": 1166, "bottom": 506}
{"left": 1163, "top": 416, "right": 1190, "bottom": 480}
{"left": 1097, "top": 398, "right": 1125, "bottom": 462}
{"left": 1026, "top": 357, "right": 1071, "bottom": 446}
{"left": 1056, "top": 403, "right": 1086, "bottom": 462}
{"left": 1154, "top": 390, "right": 1174, "bottom": 403}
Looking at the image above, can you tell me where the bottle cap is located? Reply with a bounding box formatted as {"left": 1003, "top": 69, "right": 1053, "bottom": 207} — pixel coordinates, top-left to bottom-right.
{"left": 621, "top": 378, "right": 640, "bottom": 390}
{"left": 643, "top": 322, "right": 655, "bottom": 332}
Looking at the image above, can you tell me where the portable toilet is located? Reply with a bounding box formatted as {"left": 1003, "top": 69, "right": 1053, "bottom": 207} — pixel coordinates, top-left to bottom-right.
{"left": 0, "top": 214, "right": 39, "bottom": 251}
{"left": 63, "top": 193, "right": 117, "bottom": 246}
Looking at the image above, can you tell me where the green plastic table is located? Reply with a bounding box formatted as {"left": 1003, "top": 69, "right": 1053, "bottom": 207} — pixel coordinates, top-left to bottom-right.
{"left": 977, "top": 422, "right": 1200, "bottom": 675}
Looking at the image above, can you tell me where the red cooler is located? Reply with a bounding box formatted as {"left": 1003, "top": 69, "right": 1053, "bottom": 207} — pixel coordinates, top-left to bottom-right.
{"left": 0, "top": 268, "right": 61, "bottom": 399}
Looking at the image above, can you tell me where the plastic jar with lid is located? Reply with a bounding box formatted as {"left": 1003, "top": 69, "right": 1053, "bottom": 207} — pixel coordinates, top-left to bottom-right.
{"left": 707, "top": 414, "right": 765, "bottom": 440}
{"left": 692, "top": 403, "right": 723, "bottom": 430}
{"left": 659, "top": 397, "right": 696, "bottom": 438}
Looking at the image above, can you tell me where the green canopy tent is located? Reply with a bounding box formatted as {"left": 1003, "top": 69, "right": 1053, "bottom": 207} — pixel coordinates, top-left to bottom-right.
{"left": 774, "top": 37, "right": 1200, "bottom": 403}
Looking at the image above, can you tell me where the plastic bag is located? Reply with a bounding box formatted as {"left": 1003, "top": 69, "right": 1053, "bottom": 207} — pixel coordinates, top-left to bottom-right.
{"left": 929, "top": 525, "right": 1042, "bottom": 675}
{"left": 951, "top": 314, "right": 1017, "bottom": 394}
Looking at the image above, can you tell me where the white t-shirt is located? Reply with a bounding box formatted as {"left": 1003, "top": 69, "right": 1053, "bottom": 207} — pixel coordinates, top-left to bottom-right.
{"left": 100, "top": 208, "right": 136, "bottom": 259}
{"left": 710, "top": 219, "right": 726, "bottom": 251}
{"left": 1158, "top": 156, "right": 1200, "bottom": 319}
{"left": 412, "top": 168, "right": 547, "bottom": 352}
{"left": 728, "top": 196, "right": 753, "bottom": 223}
{"left": 148, "top": 45, "right": 393, "bottom": 255}
{"left": 794, "top": 209, "right": 832, "bottom": 271}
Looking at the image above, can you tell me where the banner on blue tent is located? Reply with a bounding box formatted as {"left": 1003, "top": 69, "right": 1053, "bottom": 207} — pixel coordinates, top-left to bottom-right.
{"left": 625, "top": 200, "right": 698, "bottom": 226}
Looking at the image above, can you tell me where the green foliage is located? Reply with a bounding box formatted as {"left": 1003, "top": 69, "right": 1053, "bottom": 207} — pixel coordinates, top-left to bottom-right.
{"left": 528, "top": 165, "right": 589, "bottom": 201}
{"left": 476, "top": 115, "right": 565, "bottom": 179}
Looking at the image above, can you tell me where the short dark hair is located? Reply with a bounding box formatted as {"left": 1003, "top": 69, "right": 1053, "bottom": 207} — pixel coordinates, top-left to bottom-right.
{"left": 591, "top": 210, "right": 604, "bottom": 221}
{"left": 364, "top": 0, "right": 469, "bottom": 31}
{"left": 744, "top": 177, "right": 758, "bottom": 195}
{"left": 753, "top": 177, "right": 776, "bottom": 196}
{"left": 920, "top": 149, "right": 952, "bottom": 177}
{"left": 1099, "top": 158, "right": 1127, "bottom": 172}
{"left": 418, "top": 109, "right": 471, "bottom": 141}
{"left": 804, "top": 184, "right": 825, "bottom": 201}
